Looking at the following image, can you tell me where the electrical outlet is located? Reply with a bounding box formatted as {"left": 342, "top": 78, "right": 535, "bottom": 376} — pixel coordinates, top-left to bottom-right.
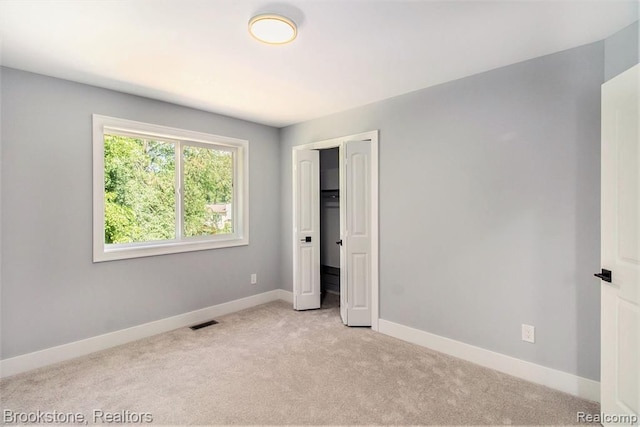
{"left": 250, "top": 273, "right": 257, "bottom": 285}
{"left": 522, "top": 324, "right": 535, "bottom": 343}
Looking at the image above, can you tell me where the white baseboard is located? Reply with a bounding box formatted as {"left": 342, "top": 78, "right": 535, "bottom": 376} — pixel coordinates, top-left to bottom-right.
{"left": 378, "top": 319, "right": 600, "bottom": 403}
{"left": 277, "top": 289, "right": 294, "bottom": 303}
{"left": 0, "top": 289, "right": 289, "bottom": 378}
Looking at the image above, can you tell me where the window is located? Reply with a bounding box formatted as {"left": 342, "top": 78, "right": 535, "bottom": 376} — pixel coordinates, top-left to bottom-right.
{"left": 93, "top": 115, "right": 248, "bottom": 262}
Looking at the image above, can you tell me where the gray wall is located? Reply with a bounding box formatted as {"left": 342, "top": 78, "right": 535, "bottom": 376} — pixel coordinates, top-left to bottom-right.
{"left": 604, "top": 21, "right": 639, "bottom": 81}
{"left": 280, "top": 42, "right": 603, "bottom": 380}
{"left": 0, "top": 68, "right": 281, "bottom": 359}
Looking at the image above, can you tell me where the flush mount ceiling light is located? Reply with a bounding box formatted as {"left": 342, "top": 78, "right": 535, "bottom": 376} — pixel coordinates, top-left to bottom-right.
{"left": 248, "top": 14, "right": 297, "bottom": 45}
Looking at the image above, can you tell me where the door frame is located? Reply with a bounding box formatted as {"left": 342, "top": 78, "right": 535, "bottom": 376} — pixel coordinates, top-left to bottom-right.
{"left": 292, "top": 130, "right": 379, "bottom": 331}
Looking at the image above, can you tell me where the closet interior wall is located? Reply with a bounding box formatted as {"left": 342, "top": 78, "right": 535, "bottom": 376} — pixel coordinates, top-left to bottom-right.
{"left": 319, "top": 148, "right": 340, "bottom": 295}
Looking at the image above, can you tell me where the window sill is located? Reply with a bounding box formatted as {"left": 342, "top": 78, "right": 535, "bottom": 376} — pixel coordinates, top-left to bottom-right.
{"left": 93, "top": 236, "right": 249, "bottom": 262}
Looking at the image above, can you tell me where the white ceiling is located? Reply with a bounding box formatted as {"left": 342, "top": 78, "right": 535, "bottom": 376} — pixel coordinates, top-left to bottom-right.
{"left": 0, "top": 1, "right": 637, "bottom": 128}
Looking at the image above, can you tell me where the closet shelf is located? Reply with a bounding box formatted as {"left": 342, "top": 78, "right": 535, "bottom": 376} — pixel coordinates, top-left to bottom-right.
{"left": 321, "top": 189, "right": 339, "bottom": 200}
{"left": 321, "top": 189, "right": 339, "bottom": 207}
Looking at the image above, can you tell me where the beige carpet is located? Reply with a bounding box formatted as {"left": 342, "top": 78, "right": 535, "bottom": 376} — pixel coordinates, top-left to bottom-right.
{"left": 0, "top": 296, "right": 598, "bottom": 425}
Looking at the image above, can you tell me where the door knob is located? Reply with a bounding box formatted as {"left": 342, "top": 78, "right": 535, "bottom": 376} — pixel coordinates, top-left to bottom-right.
{"left": 300, "top": 236, "right": 311, "bottom": 243}
{"left": 594, "top": 269, "right": 612, "bottom": 283}
{"left": 336, "top": 240, "right": 342, "bottom": 246}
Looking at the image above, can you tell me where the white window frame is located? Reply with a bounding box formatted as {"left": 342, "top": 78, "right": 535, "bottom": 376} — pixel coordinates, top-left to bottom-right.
{"left": 92, "top": 114, "right": 249, "bottom": 262}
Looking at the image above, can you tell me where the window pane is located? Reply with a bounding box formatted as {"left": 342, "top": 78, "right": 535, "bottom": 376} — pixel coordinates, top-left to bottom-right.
{"left": 183, "top": 145, "right": 233, "bottom": 237}
{"left": 104, "top": 134, "right": 176, "bottom": 244}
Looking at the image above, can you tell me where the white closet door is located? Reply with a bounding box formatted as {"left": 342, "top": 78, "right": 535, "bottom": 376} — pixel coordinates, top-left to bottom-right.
{"left": 344, "top": 140, "right": 372, "bottom": 326}
{"left": 600, "top": 64, "right": 639, "bottom": 425}
{"left": 293, "top": 149, "right": 321, "bottom": 311}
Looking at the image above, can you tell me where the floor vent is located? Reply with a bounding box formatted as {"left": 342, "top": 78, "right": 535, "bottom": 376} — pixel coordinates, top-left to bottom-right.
{"left": 189, "top": 320, "right": 218, "bottom": 330}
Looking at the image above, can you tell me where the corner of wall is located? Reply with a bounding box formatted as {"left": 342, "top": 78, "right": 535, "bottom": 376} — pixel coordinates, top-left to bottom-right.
{"left": 604, "top": 20, "right": 640, "bottom": 81}
{"left": 277, "top": 126, "right": 295, "bottom": 293}
{"left": 276, "top": 128, "right": 286, "bottom": 290}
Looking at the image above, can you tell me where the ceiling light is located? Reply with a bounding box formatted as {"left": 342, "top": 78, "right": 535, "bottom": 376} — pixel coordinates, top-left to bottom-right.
{"left": 249, "top": 14, "right": 297, "bottom": 45}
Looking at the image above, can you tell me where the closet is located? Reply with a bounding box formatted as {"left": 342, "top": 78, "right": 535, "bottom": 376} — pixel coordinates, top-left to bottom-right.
{"left": 319, "top": 148, "right": 340, "bottom": 302}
